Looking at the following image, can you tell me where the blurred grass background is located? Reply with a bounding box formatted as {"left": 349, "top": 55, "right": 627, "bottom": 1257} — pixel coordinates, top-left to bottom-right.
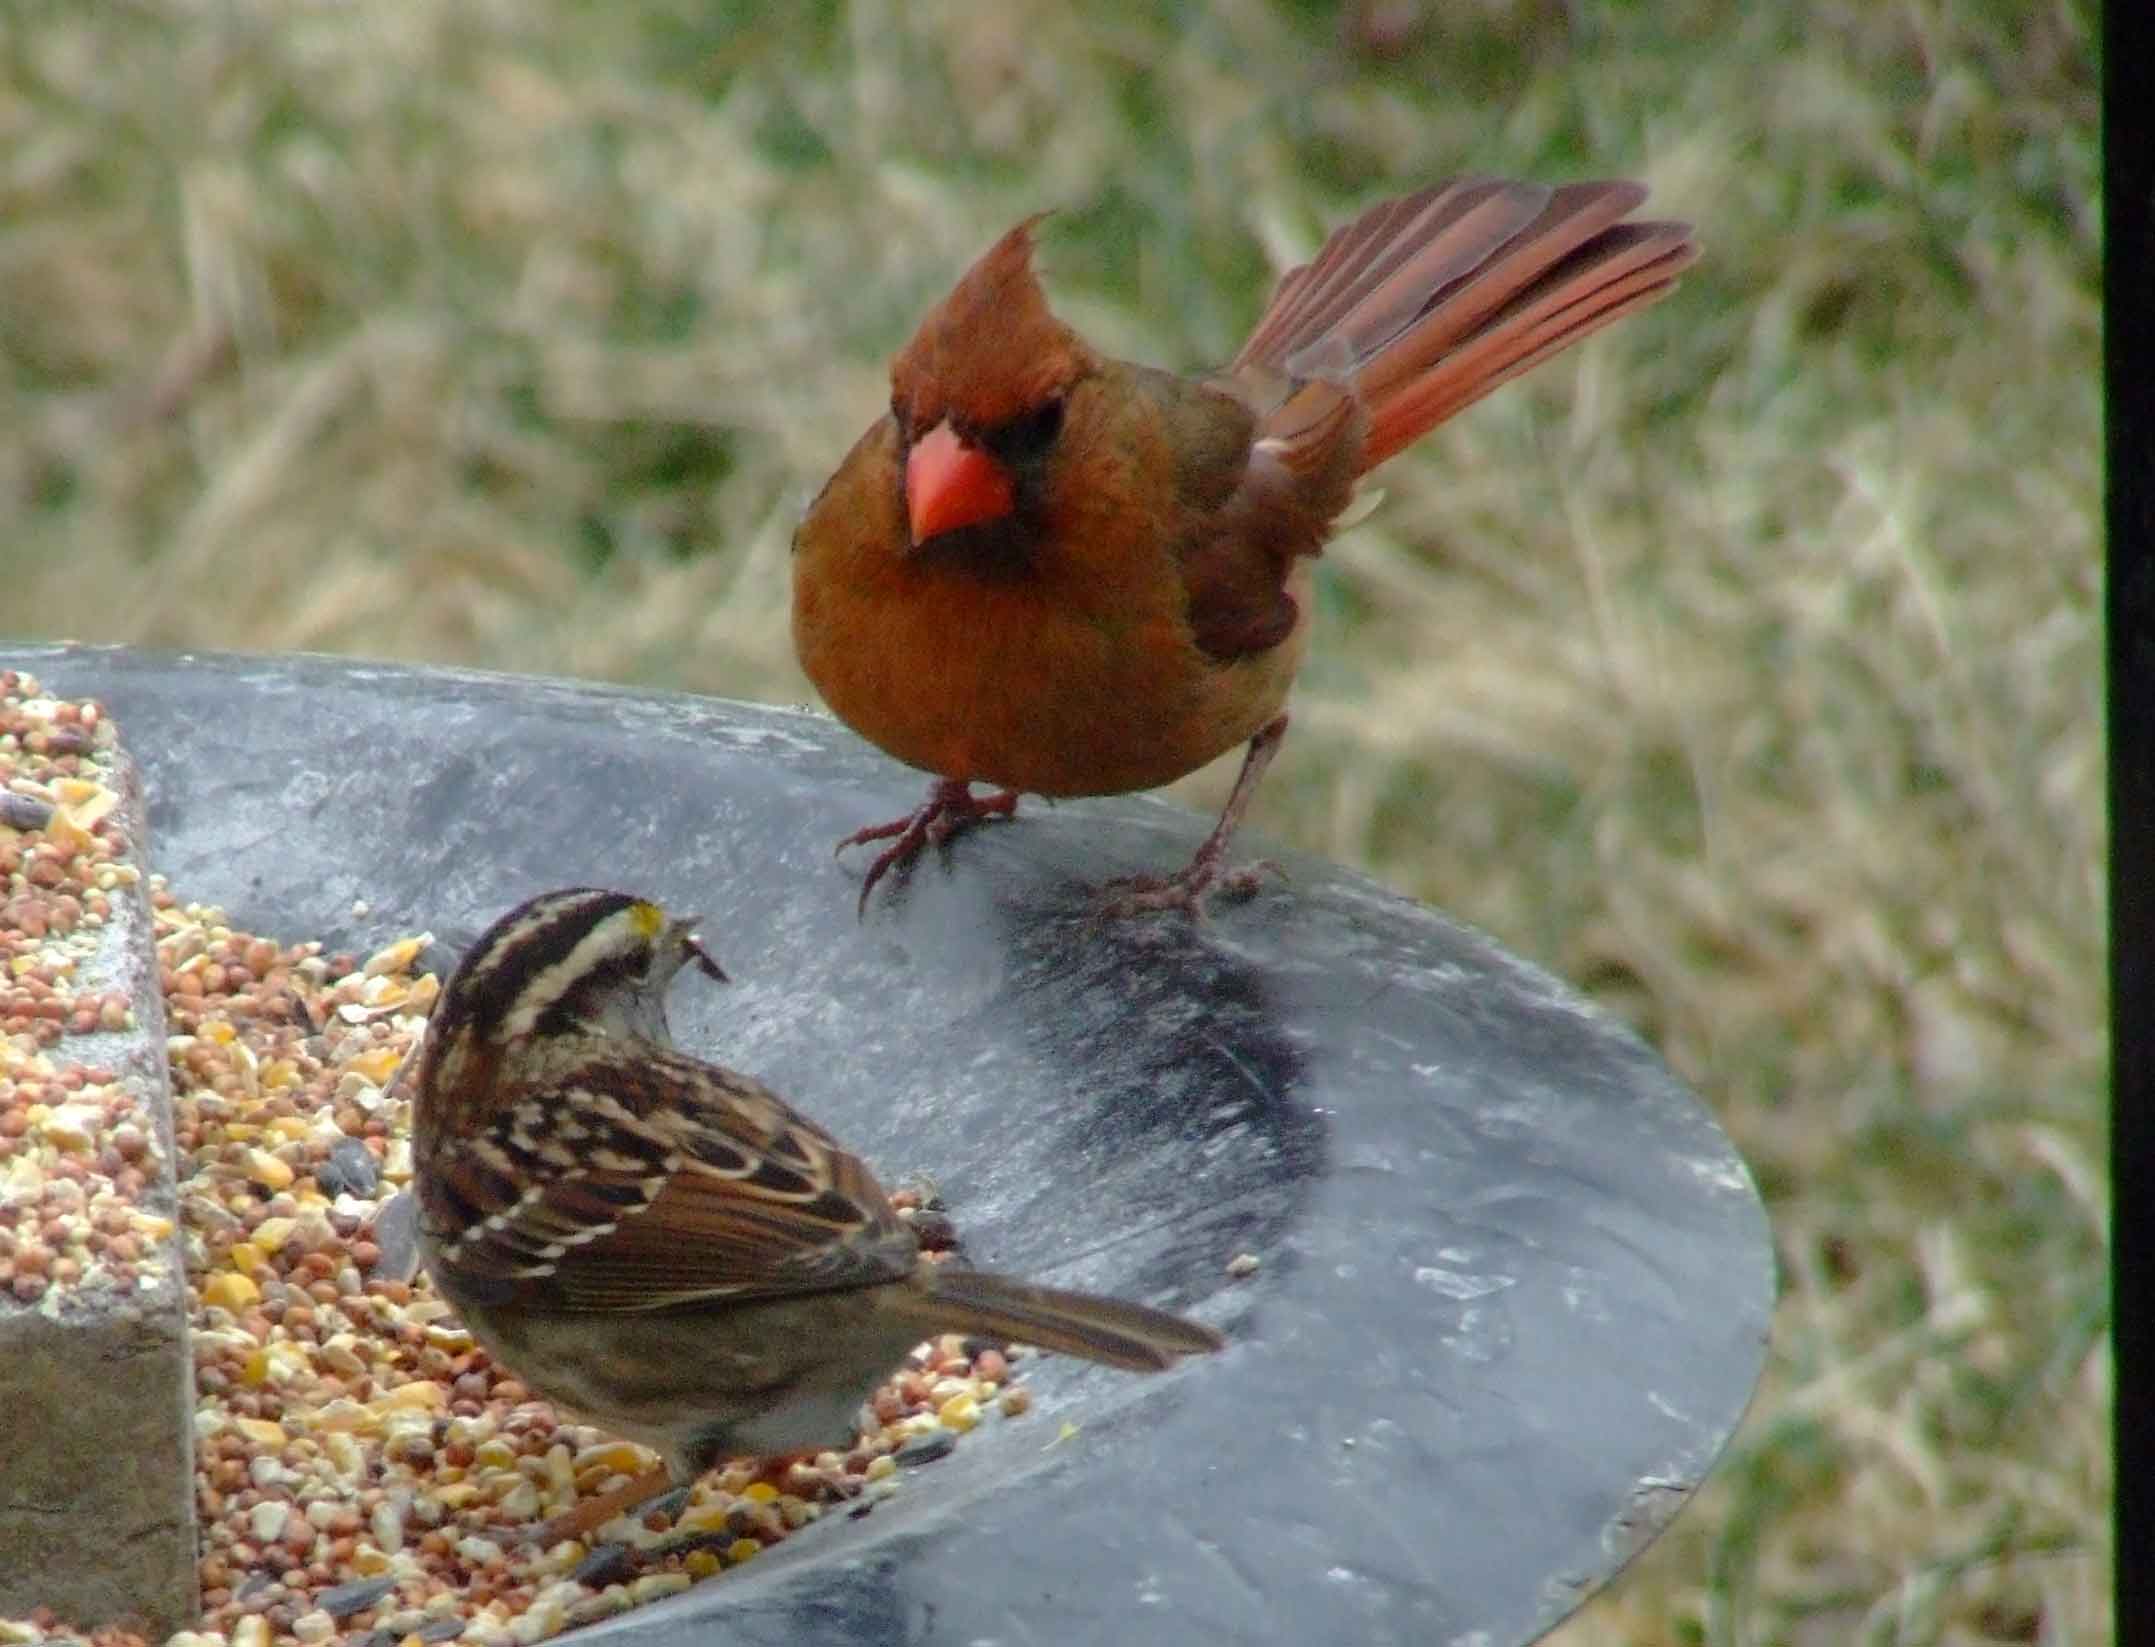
{"left": 0, "top": 0, "right": 2104, "bottom": 1641}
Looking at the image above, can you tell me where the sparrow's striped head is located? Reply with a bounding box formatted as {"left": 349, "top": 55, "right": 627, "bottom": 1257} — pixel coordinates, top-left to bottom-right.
{"left": 429, "top": 888, "right": 726, "bottom": 1054}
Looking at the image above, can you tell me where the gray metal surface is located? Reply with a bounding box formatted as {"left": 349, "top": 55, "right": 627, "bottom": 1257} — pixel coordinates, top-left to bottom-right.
{"left": 16, "top": 645, "right": 1772, "bottom": 1647}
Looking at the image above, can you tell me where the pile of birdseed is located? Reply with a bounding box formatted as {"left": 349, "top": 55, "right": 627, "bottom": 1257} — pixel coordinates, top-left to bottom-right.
{"left": 2, "top": 677, "right": 1034, "bottom": 1647}
{"left": 0, "top": 678, "right": 151, "bottom": 1306}
{"left": 3, "top": 669, "right": 201, "bottom": 1643}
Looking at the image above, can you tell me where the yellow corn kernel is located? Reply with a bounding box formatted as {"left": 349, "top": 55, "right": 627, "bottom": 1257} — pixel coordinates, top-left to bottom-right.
{"left": 324, "top": 1433, "right": 366, "bottom": 1477}
{"left": 46, "top": 810, "right": 93, "bottom": 853}
{"left": 309, "top": 1397, "right": 375, "bottom": 1434}
{"left": 363, "top": 934, "right": 433, "bottom": 978}
{"left": 67, "top": 789, "right": 120, "bottom": 831}
{"left": 350, "top": 1046, "right": 404, "bottom": 1086}
{"left": 573, "top": 1441, "right": 650, "bottom": 1480}
{"left": 203, "top": 1271, "right": 260, "bottom": 1311}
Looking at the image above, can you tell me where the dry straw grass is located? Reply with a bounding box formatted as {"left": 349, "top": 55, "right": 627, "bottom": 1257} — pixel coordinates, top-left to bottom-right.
{"left": 1, "top": 1, "right": 2103, "bottom": 1641}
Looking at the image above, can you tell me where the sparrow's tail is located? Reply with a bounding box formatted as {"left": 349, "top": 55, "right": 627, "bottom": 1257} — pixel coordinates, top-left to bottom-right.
{"left": 1234, "top": 176, "right": 1697, "bottom": 477}
{"left": 903, "top": 1264, "right": 1224, "bottom": 1372}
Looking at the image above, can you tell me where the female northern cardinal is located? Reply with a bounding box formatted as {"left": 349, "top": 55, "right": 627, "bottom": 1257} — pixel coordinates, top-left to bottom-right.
{"left": 792, "top": 177, "right": 1697, "bottom": 914}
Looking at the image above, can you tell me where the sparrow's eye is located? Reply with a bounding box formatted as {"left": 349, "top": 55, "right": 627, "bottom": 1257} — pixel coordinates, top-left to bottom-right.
{"left": 990, "top": 395, "right": 1064, "bottom": 464}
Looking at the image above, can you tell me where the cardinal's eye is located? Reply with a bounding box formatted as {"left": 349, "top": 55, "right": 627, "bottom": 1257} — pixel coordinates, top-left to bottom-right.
{"left": 890, "top": 395, "right": 911, "bottom": 437}
{"left": 989, "top": 396, "right": 1065, "bottom": 463}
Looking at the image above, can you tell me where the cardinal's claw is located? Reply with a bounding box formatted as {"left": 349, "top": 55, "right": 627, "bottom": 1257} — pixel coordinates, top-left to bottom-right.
{"left": 1100, "top": 855, "right": 1287, "bottom": 920}
{"left": 838, "top": 780, "right": 1021, "bottom": 915}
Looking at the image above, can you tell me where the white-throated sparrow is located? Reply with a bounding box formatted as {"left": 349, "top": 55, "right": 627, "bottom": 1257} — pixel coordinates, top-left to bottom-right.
{"left": 412, "top": 887, "right": 1223, "bottom": 1540}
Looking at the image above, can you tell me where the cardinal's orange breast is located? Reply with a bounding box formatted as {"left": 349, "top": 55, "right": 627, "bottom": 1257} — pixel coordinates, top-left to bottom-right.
{"left": 794, "top": 544, "right": 1308, "bottom": 798}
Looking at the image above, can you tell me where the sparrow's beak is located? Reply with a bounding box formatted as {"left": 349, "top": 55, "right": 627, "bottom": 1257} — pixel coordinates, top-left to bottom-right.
{"left": 905, "top": 420, "right": 1014, "bottom": 546}
{"left": 672, "top": 919, "right": 728, "bottom": 983}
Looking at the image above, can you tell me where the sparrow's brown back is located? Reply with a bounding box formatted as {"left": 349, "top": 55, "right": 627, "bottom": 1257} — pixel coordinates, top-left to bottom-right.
{"left": 422, "top": 1035, "right": 923, "bottom": 1314}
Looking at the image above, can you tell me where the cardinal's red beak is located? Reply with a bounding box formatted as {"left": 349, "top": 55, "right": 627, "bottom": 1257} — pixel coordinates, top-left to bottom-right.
{"left": 906, "top": 421, "right": 1015, "bottom": 546}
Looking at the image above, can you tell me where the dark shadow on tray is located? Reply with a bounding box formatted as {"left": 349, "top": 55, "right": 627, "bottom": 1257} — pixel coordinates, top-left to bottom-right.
{"left": 978, "top": 878, "right": 1320, "bottom": 1309}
